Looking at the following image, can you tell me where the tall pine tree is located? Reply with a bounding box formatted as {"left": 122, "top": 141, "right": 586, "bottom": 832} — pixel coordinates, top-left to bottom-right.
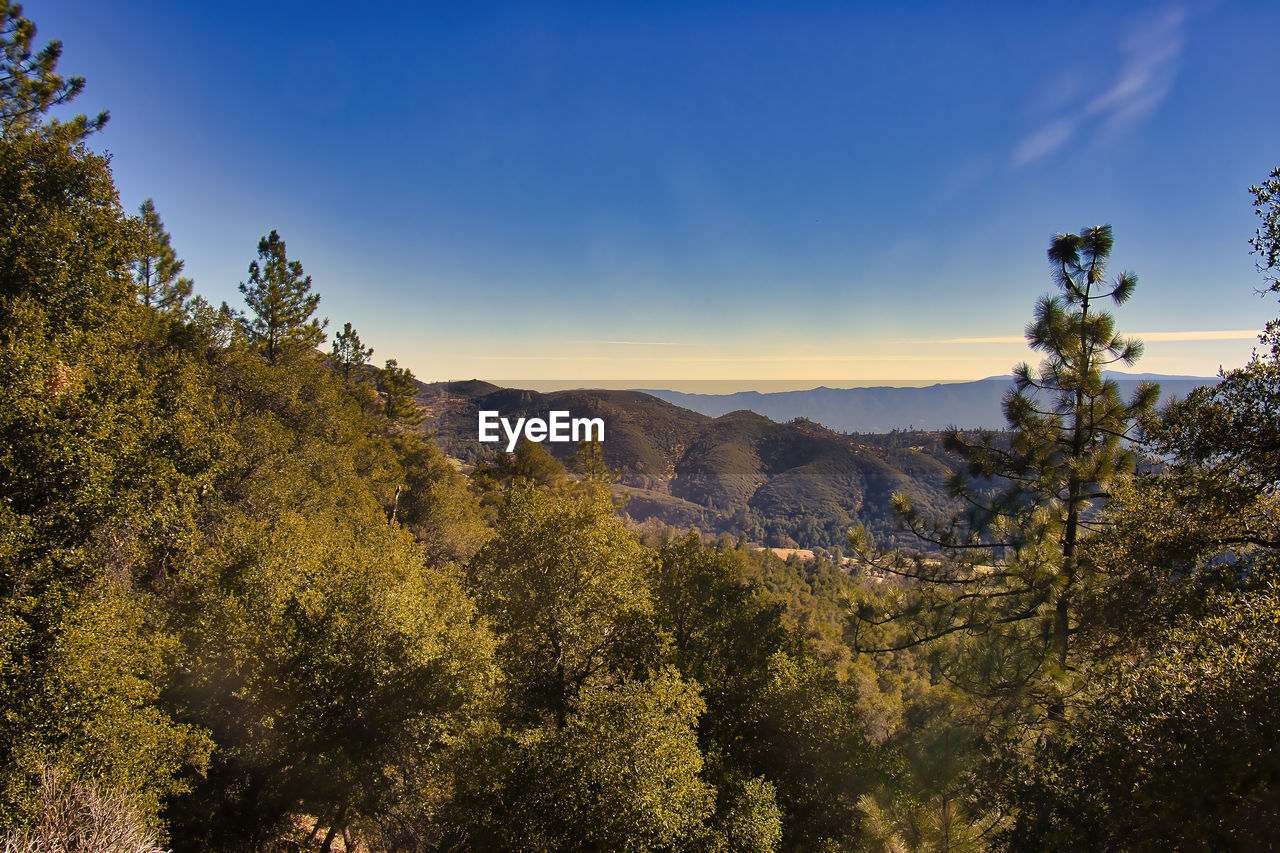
{"left": 850, "top": 225, "right": 1159, "bottom": 724}
{"left": 134, "top": 199, "right": 192, "bottom": 311}
{"left": 238, "top": 229, "right": 325, "bottom": 364}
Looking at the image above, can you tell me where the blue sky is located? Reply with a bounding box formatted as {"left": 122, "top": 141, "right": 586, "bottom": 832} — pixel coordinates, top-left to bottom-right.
{"left": 34, "top": 0, "right": 1280, "bottom": 388}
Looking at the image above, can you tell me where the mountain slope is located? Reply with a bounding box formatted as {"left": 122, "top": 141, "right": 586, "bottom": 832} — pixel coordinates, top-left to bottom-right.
{"left": 417, "top": 382, "right": 961, "bottom": 550}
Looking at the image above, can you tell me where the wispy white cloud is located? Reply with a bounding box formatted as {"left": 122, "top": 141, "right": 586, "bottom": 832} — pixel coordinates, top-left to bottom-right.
{"left": 1131, "top": 329, "right": 1261, "bottom": 342}
{"left": 1012, "top": 3, "right": 1189, "bottom": 168}
{"left": 933, "top": 335, "right": 1026, "bottom": 344}
{"left": 472, "top": 354, "right": 990, "bottom": 363}
{"left": 929, "top": 329, "right": 1260, "bottom": 344}
{"left": 584, "top": 340, "right": 682, "bottom": 346}
{"left": 1012, "top": 118, "right": 1076, "bottom": 169}
{"left": 1086, "top": 5, "right": 1187, "bottom": 134}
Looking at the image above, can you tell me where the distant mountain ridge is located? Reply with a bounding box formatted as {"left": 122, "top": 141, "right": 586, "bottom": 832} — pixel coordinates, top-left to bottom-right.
{"left": 413, "top": 375, "right": 1217, "bottom": 550}
{"left": 637, "top": 373, "right": 1217, "bottom": 434}
{"left": 415, "top": 381, "right": 964, "bottom": 550}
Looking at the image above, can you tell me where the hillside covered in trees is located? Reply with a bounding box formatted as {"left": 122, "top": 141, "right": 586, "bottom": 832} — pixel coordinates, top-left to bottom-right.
{"left": 420, "top": 381, "right": 963, "bottom": 551}
{"left": 2, "top": 6, "right": 1280, "bottom": 851}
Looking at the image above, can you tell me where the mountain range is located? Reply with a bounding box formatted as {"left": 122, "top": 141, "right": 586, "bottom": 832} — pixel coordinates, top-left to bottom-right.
{"left": 638, "top": 373, "right": 1216, "bottom": 433}
{"left": 414, "top": 374, "right": 1213, "bottom": 551}
{"left": 418, "top": 381, "right": 962, "bottom": 551}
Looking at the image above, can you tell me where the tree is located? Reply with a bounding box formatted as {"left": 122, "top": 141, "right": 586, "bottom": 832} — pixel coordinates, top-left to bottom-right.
{"left": 651, "top": 536, "right": 876, "bottom": 852}
{"left": 1085, "top": 171, "right": 1280, "bottom": 644}
{"left": 238, "top": 229, "right": 325, "bottom": 364}
{"left": 160, "top": 341, "right": 498, "bottom": 850}
{"left": 0, "top": 73, "right": 218, "bottom": 837}
{"left": 850, "top": 225, "right": 1158, "bottom": 725}
{"left": 134, "top": 198, "right": 192, "bottom": 311}
{"left": 466, "top": 670, "right": 717, "bottom": 853}
{"left": 375, "top": 358, "right": 422, "bottom": 424}
{"left": 330, "top": 321, "right": 373, "bottom": 382}
{"left": 0, "top": 2, "right": 106, "bottom": 140}
{"left": 991, "top": 186, "right": 1280, "bottom": 847}
{"left": 467, "top": 484, "right": 653, "bottom": 728}
{"left": 389, "top": 431, "right": 491, "bottom": 566}
{"left": 1250, "top": 166, "right": 1280, "bottom": 296}
{"left": 993, "top": 586, "right": 1280, "bottom": 850}
{"left": 471, "top": 439, "right": 567, "bottom": 504}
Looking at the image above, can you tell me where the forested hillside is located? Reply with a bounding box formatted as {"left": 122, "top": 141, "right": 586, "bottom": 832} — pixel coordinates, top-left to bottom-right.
{"left": 421, "top": 382, "right": 965, "bottom": 550}
{"left": 2, "top": 6, "right": 1279, "bottom": 851}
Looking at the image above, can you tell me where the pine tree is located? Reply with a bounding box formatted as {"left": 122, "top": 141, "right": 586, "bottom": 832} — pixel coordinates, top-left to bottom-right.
{"left": 0, "top": 2, "right": 106, "bottom": 139}
{"left": 375, "top": 358, "right": 422, "bottom": 425}
{"left": 850, "top": 225, "right": 1158, "bottom": 723}
{"left": 330, "top": 321, "right": 373, "bottom": 382}
{"left": 134, "top": 199, "right": 192, "bottom": 311}
{"left": 238, "top": 229, "right": 325, "bottom": 364}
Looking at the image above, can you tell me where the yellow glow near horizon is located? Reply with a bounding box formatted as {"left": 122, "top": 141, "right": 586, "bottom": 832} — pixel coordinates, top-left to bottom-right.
{"left": 391, "top": 326, "right": 1263, "bottom": 390}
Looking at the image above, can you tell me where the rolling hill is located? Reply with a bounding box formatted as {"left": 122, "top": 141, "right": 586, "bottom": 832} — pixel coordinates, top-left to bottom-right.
{"left": 417, "top": 381, "right": 964, "bottom": 550}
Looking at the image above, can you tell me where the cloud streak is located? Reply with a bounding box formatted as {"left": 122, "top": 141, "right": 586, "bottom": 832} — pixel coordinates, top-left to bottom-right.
{"left": 1012, "top": 3, "right": 1189, "bottom": 167}
{"left": 931, "top": 329, "right": 1260, "bottom": 344}
{"left": 584, "top": 340, "right": 682, "bottom": 346}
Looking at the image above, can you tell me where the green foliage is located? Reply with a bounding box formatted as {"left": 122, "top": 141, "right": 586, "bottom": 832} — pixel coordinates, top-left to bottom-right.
{"left": 712, "top": 775, "right": 783, "bottom": 853}
{"left": 1250, "top": 165, "right": 1280, "bottom": 295}
{"left": 0, "top": 584, "right": 212, "bottom": 838}
{"left": 995, "top": 587, "right": 1280, "bottom": 850}
{"left": 0, "top": 123, "right": 218, "bottom": 836}
{"left": 447, "top": 670, "right": 716, "bottom": 853}
{"left": 649, "top": 537, "right": 876, "bottom": 851}
{"left": 158, "top": 340, "right": 498, "bottom": 850}
{"left": 375, "top": 357, "right": 422, "bottom": 425}
{"left": 471, "top": 439, "right": 568, "bottom": 503}
{"left": 1085, "top": 376, "right": 1280, "bottom": 653}
{"left": 1086, "top": 211, "right": 1280, "bottom": 652}
{"left": 737, "top": 548, "right": 857, "bottom": 670}
{"left": 170, "top": 508, "right": 497, "bottom": 849}
{"left": 0, "top": 130, "right": 138, "bottom": 328}
{"left": 238, "top": 229, "right": 325, "bottom": 364}
{"left": 468, "top": 484, "right": 652, "bottom": 726}
{"left": 0, "top": 2, "right": 106, "bottom": 139}
{"left": 390, "top": 432, "right": 491, "bottom": 565}
{"left": 549, "top": 670, "right": 715, "bottom": 852}
{"left": 854, "top": 226, "right": 1157, "bottom": 722}
{"left": 134, "top": 198, "right": 192, "bottom": 312}
{"left": 330, "top": 320, "right": 373, "bottom": 382}
{"left": 746, "top": 650, "right": 875, "bottom": 852}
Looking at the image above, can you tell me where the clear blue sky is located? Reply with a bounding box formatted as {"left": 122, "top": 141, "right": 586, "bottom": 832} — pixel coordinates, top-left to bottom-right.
{"left": 34, "top": 0, "right": 1280, "bottom": 388}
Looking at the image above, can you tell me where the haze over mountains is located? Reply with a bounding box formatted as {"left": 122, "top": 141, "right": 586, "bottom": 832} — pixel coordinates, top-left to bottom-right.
{"left": 639, "top": 373, "right": 1216, "bottom": 433}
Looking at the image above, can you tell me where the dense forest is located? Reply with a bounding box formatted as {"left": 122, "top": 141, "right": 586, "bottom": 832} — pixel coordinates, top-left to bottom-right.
{"left": 2, "top": 5, "right": 1279, "bottom": 850}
